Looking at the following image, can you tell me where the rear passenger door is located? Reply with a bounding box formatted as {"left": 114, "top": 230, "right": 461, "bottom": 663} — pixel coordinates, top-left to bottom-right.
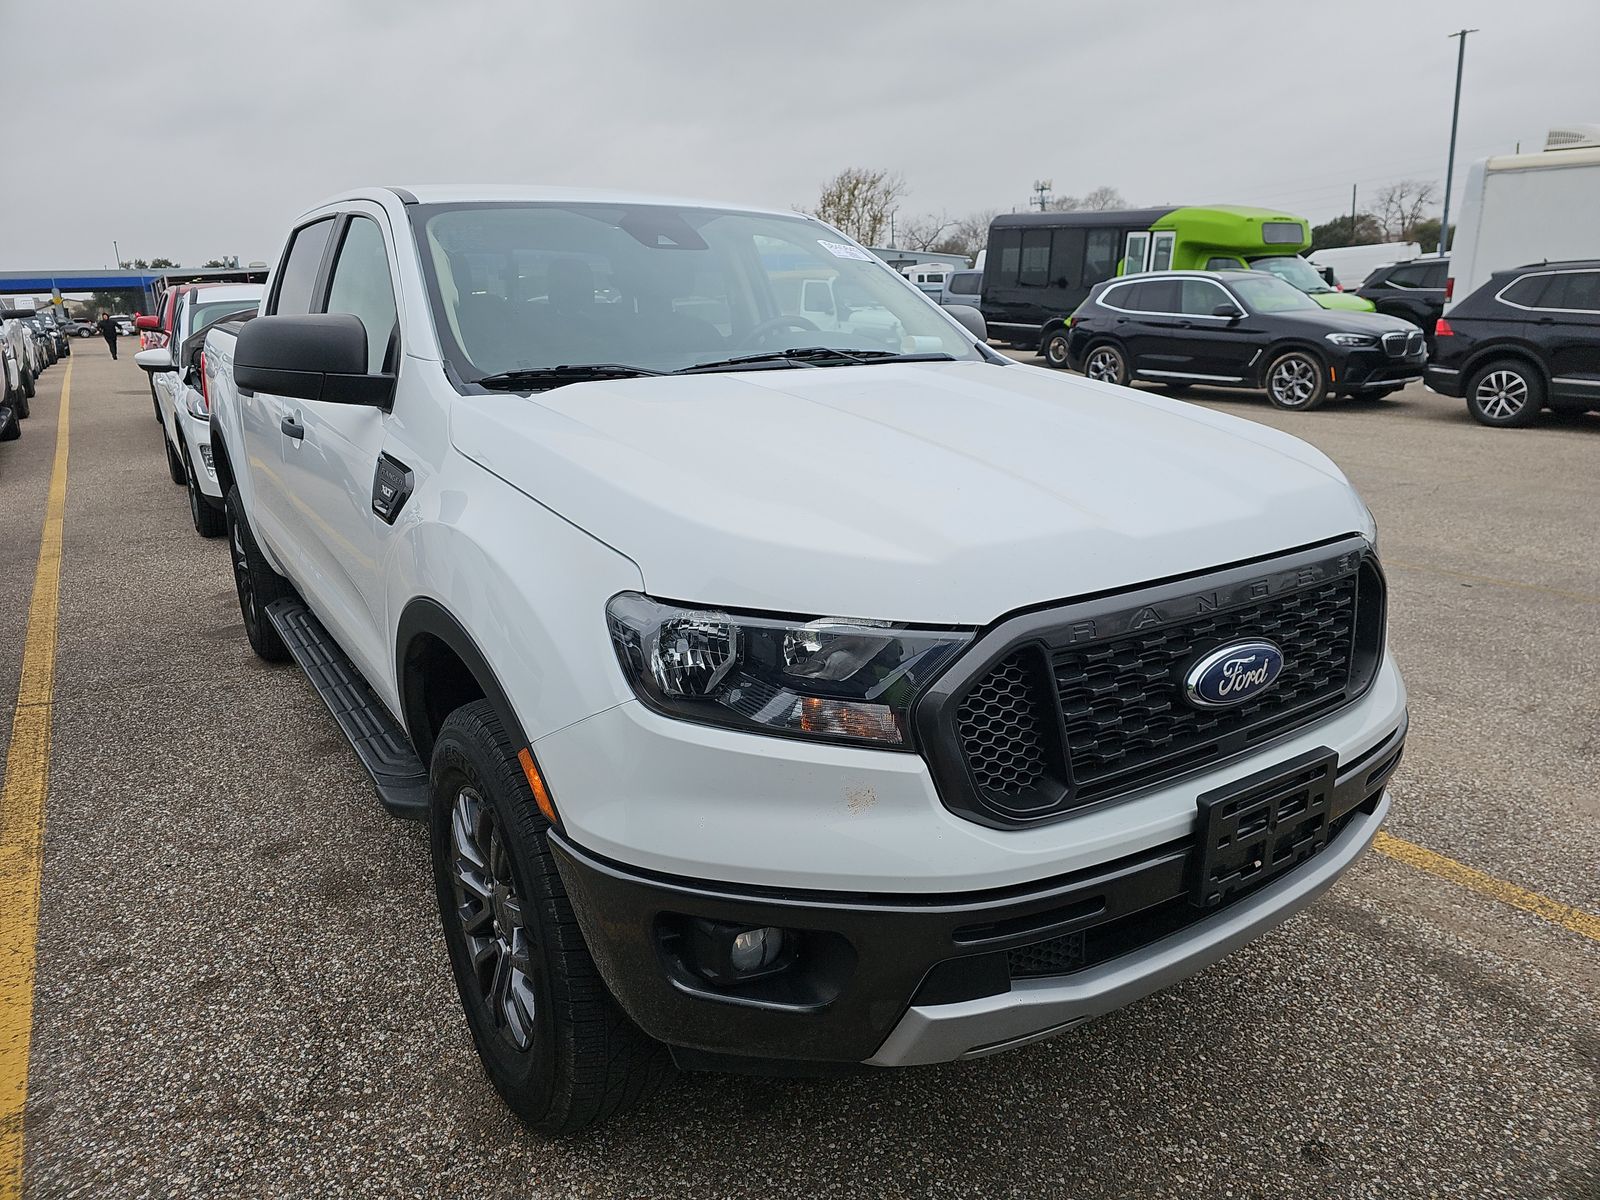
{"left": 277, "top": 205, "right": 403, "bottom": 686}
{"left": 1172, "top": 279, "right": 1257, "bottom": 379}
{"left": 243, "top": 216, "right": 338, "bottom": 563}
{"left": 1528, "top": 269, "right": 1600, "bottom": 405}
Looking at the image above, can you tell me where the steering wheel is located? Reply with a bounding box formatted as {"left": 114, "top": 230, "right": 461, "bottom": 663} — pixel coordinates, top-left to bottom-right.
{"left": 734, "top": 315, "right": 820, "bottom": 352}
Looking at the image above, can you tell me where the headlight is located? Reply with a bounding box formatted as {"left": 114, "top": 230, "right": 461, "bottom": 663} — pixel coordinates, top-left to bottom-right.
{"left": 606, "top": 592, "right": 970, "bottom": 748}
{"left": 1324, "top": 332, "right": 1377, "bottom": 347}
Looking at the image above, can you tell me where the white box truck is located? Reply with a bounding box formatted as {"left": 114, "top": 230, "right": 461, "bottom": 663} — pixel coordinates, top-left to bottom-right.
{"left": 1446, "top": 125, "right": 1600, "bottom": 310}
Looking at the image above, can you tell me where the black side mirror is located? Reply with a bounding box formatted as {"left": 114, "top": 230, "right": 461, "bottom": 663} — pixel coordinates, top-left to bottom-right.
{"left": 235, "top": 313, "right": 394, "bottom": 406}
{"left": 1212, "top": 303, "right": 1244, "bottom": 321}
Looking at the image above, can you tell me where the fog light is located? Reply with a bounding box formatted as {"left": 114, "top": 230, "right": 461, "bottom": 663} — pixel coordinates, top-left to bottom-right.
{"left": 687, "top": 919, "right": 792, "bottom": 986}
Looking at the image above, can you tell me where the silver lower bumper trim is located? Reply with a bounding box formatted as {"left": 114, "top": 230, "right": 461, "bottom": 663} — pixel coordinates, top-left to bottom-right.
{"left": 865, "top": 793, "right": 1390, "bottom": 1067}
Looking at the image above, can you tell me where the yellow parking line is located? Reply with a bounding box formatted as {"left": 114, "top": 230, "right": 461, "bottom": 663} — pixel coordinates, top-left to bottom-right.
{"left": 1383, "top": 559, "right": 1600, "bottom": 607}
{"left": 1374, "top": 831, "right": 1600, "bottom": 944}
{"left": 0, "top": 359, "right": 71, "bottom": 1198}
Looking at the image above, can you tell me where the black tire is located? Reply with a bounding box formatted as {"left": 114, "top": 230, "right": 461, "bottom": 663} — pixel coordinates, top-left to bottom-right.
{"left": 1264, "top": 349, "right": 1328, "bottom": 411}
{"left": 0, "top": 406, "right": 19, "bottom": 442}
{"left": 21, "top": 369, "right": 34, "bottom": 400}
{"left": 1465, "top": 359, "right": 1544, "bottom": 428}
{"left": 14, "top": 384, "right": 29, "bottom": 421}
{"left": 1082, "top": 341, "right": 1130, "bottom": 387}
{"left": 431, "top": 700, "right": 669, "bottom": 1135}
{"left": 164, "top": 434, "right": 187, "bottom": 485}
{"left": 182, "top": 441, "right": 225, "bottom": 537}
{"left": 224, "top": 486, "right": 292, "bottom": 662}
{"left": 1041, "top": 329, "right": 1071, "bottom": 369}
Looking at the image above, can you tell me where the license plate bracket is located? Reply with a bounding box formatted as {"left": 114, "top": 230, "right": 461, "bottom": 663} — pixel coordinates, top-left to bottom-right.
{"left": 1189, "top": 747, "right": 1338, "bottom": 908}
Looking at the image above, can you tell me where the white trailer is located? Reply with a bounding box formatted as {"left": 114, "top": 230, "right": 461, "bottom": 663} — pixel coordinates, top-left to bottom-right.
{"left": 1446, "top": 128, "right": 1600, "bottom": 311}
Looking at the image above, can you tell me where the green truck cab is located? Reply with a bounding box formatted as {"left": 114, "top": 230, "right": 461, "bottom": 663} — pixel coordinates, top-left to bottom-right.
{"left": 1136, "top": 205, "right": 1375, "bottom": 312}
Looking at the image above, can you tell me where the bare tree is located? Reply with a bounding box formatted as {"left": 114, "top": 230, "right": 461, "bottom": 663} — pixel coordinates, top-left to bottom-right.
{"left": 1374, "top": 179, "right": 1440, "bottom": 242}
{"left": 808, "top": 167, "right": 906, "bottom": 246}
{"left": 898, "top": 212, "right": 958, "bottom": 252}
{"left": 1046, "top": 185, "right": 1126, "bottom": 213}
{"left": 1080, "top": 185, "right": 1126, "bottom": 211}
{"left": 944, "top": 209, "right": 997, "bottom": 259}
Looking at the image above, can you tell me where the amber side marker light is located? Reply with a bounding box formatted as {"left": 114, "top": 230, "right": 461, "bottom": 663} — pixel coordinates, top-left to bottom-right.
{"left": 517, "top": 747, "right": 560, "bottom": 825}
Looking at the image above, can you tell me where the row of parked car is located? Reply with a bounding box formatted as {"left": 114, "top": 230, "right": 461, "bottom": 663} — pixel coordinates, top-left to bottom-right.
{"left": 922, "top": 249, "right": 1600, "bottom": 428}
{"left": 0, "top": 307, "right": 75, "bottom": 443}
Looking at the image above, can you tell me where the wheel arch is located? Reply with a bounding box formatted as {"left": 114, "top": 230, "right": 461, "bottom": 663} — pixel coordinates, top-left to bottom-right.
{"left": 1459, "top": 341, "right": 1550, "bottom": 386}
{"left": 396, "top": 598, "right": 530, "bottom": 765}
{"left": 209, "top": 429, "right": 237, "bottom": 497}
{"left": 1256, "top": 339, "right": 1328, "bottom": 386}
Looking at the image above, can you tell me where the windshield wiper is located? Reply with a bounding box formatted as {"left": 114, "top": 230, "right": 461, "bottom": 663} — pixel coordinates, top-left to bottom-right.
{"left": 679, "top": 347, "right": 956, "bottom": 373}
{"left": 474, "top": 363, "right": 663, "bottom": 391}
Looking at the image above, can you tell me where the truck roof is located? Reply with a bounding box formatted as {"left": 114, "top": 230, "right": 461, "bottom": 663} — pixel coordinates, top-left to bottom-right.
{"left": 312, "top": 184, "right": 804, "bottom": 220}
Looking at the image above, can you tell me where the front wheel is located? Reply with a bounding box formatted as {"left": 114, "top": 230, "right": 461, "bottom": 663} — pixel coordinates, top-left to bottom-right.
{"left": 1083, "top": 342, "right": 1129, "bottom": 386}
{"left": 1041, "top": 330, "right": 1071, "bottom": 369}
{"left": 431, "top": 701, "right": 669, "bottom": 1135}
{"left": 164, "top": 435, "right": 187, "bottom": 485}
{"left": 1466, "top": 360, "right": 1543, "bottom": 427}
{"left": 224, "top": 486, "right": 292, "bottom": 662}
{"left": 14, "top": 382, "right": 29, "bottom": 420}
{"left": 1264, "top": 350, "right": 1328, "bottom": 411}
{"left": 20, "top": 369, "right": 34, "bottom": 400}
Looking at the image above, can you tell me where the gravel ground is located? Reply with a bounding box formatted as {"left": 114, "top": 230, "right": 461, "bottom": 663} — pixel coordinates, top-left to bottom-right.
{"left": 6, "top": 343, "right": 1597, "bottom": 1198}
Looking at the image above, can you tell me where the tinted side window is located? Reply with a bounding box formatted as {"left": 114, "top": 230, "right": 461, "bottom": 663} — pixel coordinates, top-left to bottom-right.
{"left": 1100, "top": 281, "right": 1141, "bottom": 310}
{"left": 1541, "top": 271, "right": 1600, "bottom": 313}
{"left": 1387, "top": 263, "right": 1431, "bottom": 288}
{"left": 1051, "top": 228, "right": 1085, "bottom": 290}
{"left": 271, "top": 218, "right": 336, "bottom": 315}
{"left": 1019, "top": 230, "right": 1051, "bottom": 287}
{"left": 1083, "top": 230, "right": 1118, "bottom": 287}
{"left": 1206, "top": 256, "right": 1243, "bottom": 270}
{"left": 1180, "top": 279, "right": 1228, "bottom": 315}
{"left": 323, "top": 217, "right": 400, "bottom": 374}
{"left": 990, "top": 230, "right": 1021, "bottom": 287}
{"left": 1423, "top": 261, "right": 1449, "bottom": 289}
{"left": 949, "top": 271, "right": 981, "bottom": 296}
{"left": 1139, "top": 279, "right": 1182, "bottom": 313}
{"left": 1500, "top": 274, "right": 1554, "bottom": 309}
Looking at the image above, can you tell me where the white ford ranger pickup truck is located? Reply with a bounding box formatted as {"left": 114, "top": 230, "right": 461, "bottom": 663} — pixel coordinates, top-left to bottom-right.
{"left": 203, "top": 186, "right": 1406, "bottom": 1134}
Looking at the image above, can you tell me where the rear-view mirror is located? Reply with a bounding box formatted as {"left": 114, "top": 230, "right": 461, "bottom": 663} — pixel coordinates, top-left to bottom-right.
{"left": 133, "top": 348, "right": 173, "bottom": 372}
{"left": 235, "top": 313, "right": 394, "bottom": 407}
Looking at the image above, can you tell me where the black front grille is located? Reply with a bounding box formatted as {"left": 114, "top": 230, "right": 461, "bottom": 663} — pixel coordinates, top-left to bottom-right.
{"left": 955, "top": 653, "right": 1049, "bottom": 796}
{"left": 1008, "top": 932, "right": 1086, "bottom": 978}
{"left": 1054, "top": 574, "right": 1357, "bottom": 800}
{"left": 1382, "top": 329, "right": 1425, "bottom": 358}
{"left": 929, "top": 543, "right": 1385, "bottom": 826}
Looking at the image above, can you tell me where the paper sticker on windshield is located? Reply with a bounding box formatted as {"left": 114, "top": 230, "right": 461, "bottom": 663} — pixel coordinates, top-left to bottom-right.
{"left": 819, "top": 240, "right": 873, "bottom": 261}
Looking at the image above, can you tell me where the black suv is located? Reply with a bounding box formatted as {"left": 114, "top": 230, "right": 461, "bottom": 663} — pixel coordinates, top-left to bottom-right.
{"left": 1357, "top": 257, "right": 1448, "bottom": 346}
{"left": 1062, "top": 270, "right": 1425, "bottom": 411}
{"left": 1426, "top": 260, "right": 1600, "bottom": 427}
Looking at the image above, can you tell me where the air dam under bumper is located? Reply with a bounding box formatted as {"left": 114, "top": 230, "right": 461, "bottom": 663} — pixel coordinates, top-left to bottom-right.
{"left": 546, "top": 726, "right": 1400, "bottom": 1069}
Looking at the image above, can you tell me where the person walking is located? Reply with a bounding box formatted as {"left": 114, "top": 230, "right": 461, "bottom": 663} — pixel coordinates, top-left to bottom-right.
{"left": 97, "top": 311, "right": 120, "bottom": 360}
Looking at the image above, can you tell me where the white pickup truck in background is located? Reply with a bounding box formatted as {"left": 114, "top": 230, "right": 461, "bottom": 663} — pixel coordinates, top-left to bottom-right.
{"left": 202, "top": 185, "right": 1405, "bottom": 1135}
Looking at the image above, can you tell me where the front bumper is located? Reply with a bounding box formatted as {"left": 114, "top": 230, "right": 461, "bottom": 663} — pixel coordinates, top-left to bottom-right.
{"left": 1335, "top": 347, "right": 1427, "bottom": 390}
{"left": 549, "top": 718, "right": 1403, "bottom": 1068}
{"left": 175, "top": 405, "right": 223, "bottom": 500}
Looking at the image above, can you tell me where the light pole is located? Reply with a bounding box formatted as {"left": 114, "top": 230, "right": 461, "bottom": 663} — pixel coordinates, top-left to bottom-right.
{"left": 1438, "top": 28, "right": 1477, "bottom": 257}
{"left": 113, "top": 239, "right": 121, "bottom": 269}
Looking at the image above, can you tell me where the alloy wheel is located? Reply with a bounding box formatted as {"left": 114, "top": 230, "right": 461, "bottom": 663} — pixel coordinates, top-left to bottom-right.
{"left": 1085, "top": 347, "right": 1123, "bottom": 384}
{"left": 1474, "top": 370, "right": 1528, "bottom": 422}
{"left": 1269, "top": 356, "right": 1319, "bottom": 407}
{"left": 450, "top": 785, "right": 538, "bottom": 1052}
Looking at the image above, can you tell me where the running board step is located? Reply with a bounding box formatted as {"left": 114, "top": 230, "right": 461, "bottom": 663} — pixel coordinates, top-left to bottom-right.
{"left": 263, "top": 597, "right": 429, "bottom": 821}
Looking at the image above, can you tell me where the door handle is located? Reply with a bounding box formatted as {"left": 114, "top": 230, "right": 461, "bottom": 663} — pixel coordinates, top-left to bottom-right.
{"left": 281, "top": 415, "right": 305, "bottom": 440}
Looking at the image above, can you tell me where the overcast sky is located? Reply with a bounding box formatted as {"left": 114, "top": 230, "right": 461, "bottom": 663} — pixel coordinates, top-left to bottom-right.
{"left": 3, "top": 0, "right": 1597, "bottom": 271}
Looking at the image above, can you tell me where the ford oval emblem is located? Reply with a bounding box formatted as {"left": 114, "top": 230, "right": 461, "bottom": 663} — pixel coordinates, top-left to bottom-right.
{"left": 1184, "top": 641, "right": 1285, "bottom": 708}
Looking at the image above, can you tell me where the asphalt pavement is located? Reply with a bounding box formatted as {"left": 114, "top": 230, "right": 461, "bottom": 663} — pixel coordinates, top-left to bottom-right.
{"left": 2, "top": 342, "right": 1596, "bottom": 1198}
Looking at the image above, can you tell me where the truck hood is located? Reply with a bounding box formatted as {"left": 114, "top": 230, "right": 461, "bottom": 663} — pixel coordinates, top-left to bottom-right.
{"left": 451, "top": 361, "right": 1372, "bottom": 625}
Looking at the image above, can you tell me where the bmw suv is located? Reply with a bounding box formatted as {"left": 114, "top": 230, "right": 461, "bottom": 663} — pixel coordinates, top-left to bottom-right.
{"left": 1426, "top": 260, "right": 1600, "bottom": 427}
{"left": 1062, "top": 270, "right": 1424, "bottom": 411}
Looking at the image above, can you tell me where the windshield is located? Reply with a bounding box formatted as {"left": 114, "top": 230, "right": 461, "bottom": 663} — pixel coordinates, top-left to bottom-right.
{"left": 1229, "top": 273, "right": 1323, "bottom": 313}
{"left": 411, "top": 202, "right": 981, "bottom": 381}
{"left": 1248, "top": 255, "right": 1333, "bottom": 294}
